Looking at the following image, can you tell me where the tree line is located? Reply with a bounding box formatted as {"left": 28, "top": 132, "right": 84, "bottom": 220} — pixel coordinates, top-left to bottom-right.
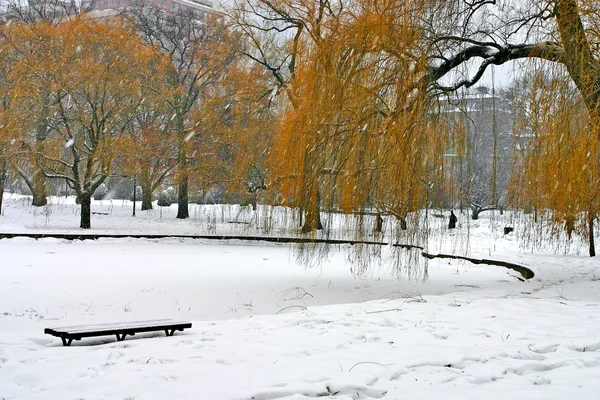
{"left": 0, "top": 0, "right": 598, "bottom": 262}
{"left": 0, "top": 4, "right": 274, "bottom": 229}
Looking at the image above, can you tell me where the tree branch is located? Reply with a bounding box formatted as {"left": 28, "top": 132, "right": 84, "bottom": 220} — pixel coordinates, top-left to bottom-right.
{"left": 428, "top": 41, "right": 566, "bottom": 92}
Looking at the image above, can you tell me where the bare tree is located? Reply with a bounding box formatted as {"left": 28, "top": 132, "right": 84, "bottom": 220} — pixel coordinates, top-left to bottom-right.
{"left": 2, "top": 0, "right": 82, "bottom": 24}
{"left": 123, "top": 4, "right": 237, "bottom": 219}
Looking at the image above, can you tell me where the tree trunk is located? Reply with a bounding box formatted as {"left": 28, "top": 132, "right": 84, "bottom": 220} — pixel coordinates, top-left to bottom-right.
{"left": 176, "top": 113, "right": 190, "bottom": 220}
{"left": 31, "top": 95, "right": 49, "bottom": 207}
{"left": 589, "top": 214, "right": 596, "bottom": 257}
{"left": 250, "top": 191, "right": 258, "bottom": 211}
{"left": 374, "top": 213, "right": 383, "bottom": 233}
{"left": 80, "top": 193, "right": 92, "bottom": 229}
{"left": 31, "top": 169, "right": 47, "bottom": 207}
{"left": 301, "top": 205, "right": 323, "bottom": 233}
{"left": 0, "top": 169, "right": 5, "bottom": 215}
{"left": 301, "top": 191, "right": 323, "bottom": 233}
{"left": 177, "top": 173, "right": 189, "bottom": 219}
{"left": 141, "top": 183, "right": 153, "bottom": 211}
{"left": 448, "top": 211, "right": 457, "bottom": 229}
{"left": 398, "top": 215, "right": 408, "bottom": 230}
{"left": 566, "top": 215, "right": 575, "bottom": 240}
{"left": 555, "top": 0, "right": 600, "bottom": 119}
{"left": 17, "top": 168, "right": 47, "bottom": 207}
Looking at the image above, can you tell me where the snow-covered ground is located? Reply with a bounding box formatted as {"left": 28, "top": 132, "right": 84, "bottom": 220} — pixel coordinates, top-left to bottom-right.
{"left": 1, "top": 194, "right": 599, "bottom": 399}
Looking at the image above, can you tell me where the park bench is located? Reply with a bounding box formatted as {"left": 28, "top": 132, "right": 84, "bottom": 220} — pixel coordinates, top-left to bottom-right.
{"left": 44, "top": 319, "right": 192, "bottom": 346}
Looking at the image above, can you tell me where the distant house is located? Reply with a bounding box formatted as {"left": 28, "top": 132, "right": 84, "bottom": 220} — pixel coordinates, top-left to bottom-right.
{"left": 0, "top": 0, "right": 216, "bottom": 23}
{"left": 81, "top": 0, "right": 215, "bottom": 19}
{"left": 434, "top": 87, "right": 518, "bottom": 210}
{"left": 0, "top": 0, "right": 79, "bottom": 23}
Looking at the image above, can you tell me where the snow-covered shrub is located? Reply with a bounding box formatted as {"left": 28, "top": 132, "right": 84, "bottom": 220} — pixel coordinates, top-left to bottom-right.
{"left": 93, "top": 183, "right": 108, "bottom": 200}
{"left": 129, "top": 185, "right": 142, "bottom": 202}
{"left": 158, "top": 187, "right": 176, "bottom": 207}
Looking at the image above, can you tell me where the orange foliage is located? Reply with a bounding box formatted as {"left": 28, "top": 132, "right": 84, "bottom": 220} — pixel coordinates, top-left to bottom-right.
{"left": 190, "top": 60, "right": 276, "bottom": 204}
{"left": 0, "top": 17, "right": 173, "bottom": 227}
{"left": 510, "top": 69, "right": 600, "bottom": 252}
{"left": 268, "top": 0, "right": 445, "bottom": 238}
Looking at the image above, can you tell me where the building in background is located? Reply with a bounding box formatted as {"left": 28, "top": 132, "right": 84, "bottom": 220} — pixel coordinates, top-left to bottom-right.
{"left": 0, "top": 0, "right": 216, "bottom": 22}
{"left": 0, "top": 0, "right": 79, "bottom": 23}
{"left": 81, "top": 0, "right": 215, "bottom": 19}
{"left": 436, "top": 87, "right": 516, "bottom": 214}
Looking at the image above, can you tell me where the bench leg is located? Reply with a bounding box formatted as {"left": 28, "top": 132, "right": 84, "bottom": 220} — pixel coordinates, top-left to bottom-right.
{"left": 165, "top": 329, "right": 175, "bottom": 337}
{"left": 116, "top": 333, "right": 127, "bottom": 342}
{"left": 61, "top": 337, "right": 73, "bottom": 346}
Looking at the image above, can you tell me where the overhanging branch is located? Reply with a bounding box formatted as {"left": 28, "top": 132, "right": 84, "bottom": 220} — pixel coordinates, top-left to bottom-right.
{"left": 428, "top": 41, "right": 566, "bottom": 92}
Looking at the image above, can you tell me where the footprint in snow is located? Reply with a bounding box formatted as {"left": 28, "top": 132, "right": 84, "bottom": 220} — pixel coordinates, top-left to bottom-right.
{"left": 107, "top": 351, "right": 125, "bottom": 361}
{"left": 13, "top": 373, "right": 41, "bottom": 388}
{"left": 532, "top": 376, "right": 552, "bottom": 385}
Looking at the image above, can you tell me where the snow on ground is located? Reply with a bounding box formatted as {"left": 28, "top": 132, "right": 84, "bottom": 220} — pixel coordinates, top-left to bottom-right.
{"left": 0, "top": 194, "right": 298, "bottom": 236}
{"left": 1, "top": 194, "right": 600, "bottom": 399}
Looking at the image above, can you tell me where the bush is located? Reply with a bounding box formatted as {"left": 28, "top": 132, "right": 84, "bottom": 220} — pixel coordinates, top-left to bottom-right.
{"left": 157, "top": 187, "right": 176, "bottom": 207}
{"left": 93, "top": 183, "right": 108, "bottom": 200}
{"left": 129, "top": 185, "right": 142, "bottom": 202}
{"left": 198, "top": 187, "right": 224, "bottom": 204}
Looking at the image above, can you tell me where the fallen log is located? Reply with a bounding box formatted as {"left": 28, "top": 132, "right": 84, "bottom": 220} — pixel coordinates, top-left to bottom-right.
{"left": 421, "top": 252, "right": 534, "bottom": 280}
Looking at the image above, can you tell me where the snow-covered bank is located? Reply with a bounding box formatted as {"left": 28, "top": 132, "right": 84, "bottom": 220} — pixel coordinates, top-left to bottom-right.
{"left": 1, "top": 236, "right": 599, "bottom": 399}
{"left": 1, "top": 194, "right": 599, "bottom": 399}
{"left": 2, "top": 276, "right": 600, "bottom": 398}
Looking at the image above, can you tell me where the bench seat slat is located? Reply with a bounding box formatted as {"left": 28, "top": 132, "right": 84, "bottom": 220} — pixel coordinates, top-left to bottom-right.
{"left": 44, "top": 319, "right": 192, "bottom": 345}
{"left": 48, "top": 319, "right": 188, "bottom": 334}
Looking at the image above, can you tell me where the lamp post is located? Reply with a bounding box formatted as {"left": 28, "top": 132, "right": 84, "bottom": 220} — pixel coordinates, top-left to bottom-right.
{"left": 132, "top": 177, "right": 136, "bottom": 217}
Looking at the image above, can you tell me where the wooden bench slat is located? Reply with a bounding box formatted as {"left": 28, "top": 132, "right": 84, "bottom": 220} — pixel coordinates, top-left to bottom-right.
{"left": 48, "top": 319, "right": 173, "bottom": 330}
{"left": 48, "top": 319, "right": 187, "bottom": 334}
{"left": 44, "top": 319, "right": 192, "bottom": 346}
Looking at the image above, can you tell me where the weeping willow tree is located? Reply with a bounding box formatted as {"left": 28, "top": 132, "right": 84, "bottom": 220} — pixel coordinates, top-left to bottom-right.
{"left": 231, "top": 0, "right": 600, "bottom": 275}
{"left": 510, "top": 68, "right": 599, "bottom": 256}
{"left": 264, "top": 0, "right": 451, "bottom": 277}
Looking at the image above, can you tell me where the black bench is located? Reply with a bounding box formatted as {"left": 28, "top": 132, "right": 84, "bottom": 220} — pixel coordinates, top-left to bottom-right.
{"left": 44, "top": 319, "right": 192, "bottom": 346}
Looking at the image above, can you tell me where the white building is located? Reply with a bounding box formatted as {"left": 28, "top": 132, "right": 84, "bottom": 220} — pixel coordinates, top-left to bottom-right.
{"left": 81, "top": 0, "right": 215, "bottom": 19}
